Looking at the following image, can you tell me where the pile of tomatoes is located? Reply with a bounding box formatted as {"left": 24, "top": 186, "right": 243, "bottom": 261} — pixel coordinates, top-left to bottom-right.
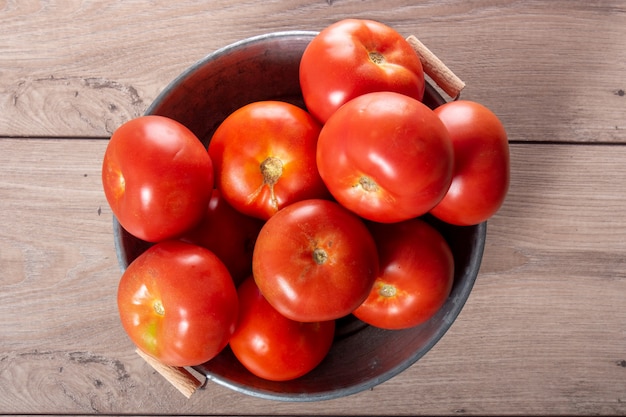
{"left": 102, "top": 19, "right": 510, "bottom": 382}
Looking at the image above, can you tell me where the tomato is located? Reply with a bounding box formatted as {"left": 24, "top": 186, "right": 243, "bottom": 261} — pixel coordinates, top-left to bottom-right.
{"left": 180, "top": 188, "right": 264, "bottom": 286}
{"left": 316, "top": 91, "right": 454, "bottom": 223}
{"left": 208, "top": 101, "right": 329, "bottom": 220}
{"left": 353, "top": 218, "right": 454, "bottom": 330}
{"left": 253, "top": 199, "right": 379, "bottom": 322}
{"left": 116, "top": 240, "right": 238, "bottom": 367}
{"left": 300, "top": 18, "right": 425, "bottom": 123}
{"left": 229, "top": 276, "right": 335, "bottom": 381}
{"left": 102, "top": 115, "right": 213, "bottom": 242}
{"left": 430, "top": 100, "right": 510, "bottom": 226}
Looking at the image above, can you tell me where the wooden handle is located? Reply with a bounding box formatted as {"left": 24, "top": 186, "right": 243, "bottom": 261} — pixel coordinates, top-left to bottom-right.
{"left": 135, "top": 348, "right": 205, "bottom": 398}
{"left": 406, "top": 35, "right": 465, "bottom": 99}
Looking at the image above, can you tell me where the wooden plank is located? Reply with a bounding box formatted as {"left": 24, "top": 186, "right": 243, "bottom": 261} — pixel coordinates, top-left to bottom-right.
{"left": 1, "top": 138, "right": 626, "bottom": 414}
{"left": 1, "top": 1, "right": 626, "bottom": 143}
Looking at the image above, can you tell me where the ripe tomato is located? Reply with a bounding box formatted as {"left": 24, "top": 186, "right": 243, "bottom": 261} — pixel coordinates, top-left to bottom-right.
{"left": 316, "top": 91, "right": 454, "bottom": 223}
{"left": 430, "top": 100, "right": 510, "bottom": 226}
{"left": 116, "top": 241, "right": 238, "bottom": 367}
{"left": 253, "top": 199, "right": 379, "bottom": 322}
{"left": 208, "top": 101, "right": 329, "bottom": 220}
{"left": 229, "top": 276, "right": 335, "bottom": 381}
{"left": 102, "top": 115, "right": 213, "bottom": 242}
{"left": 353, "top": 218, "right": 454, "bottom": 330}
{"left": 300, "top": 18, "right": 425, "bottom": 123}
{"left": 180, "top": 188, "right": 264, "bottom": 286}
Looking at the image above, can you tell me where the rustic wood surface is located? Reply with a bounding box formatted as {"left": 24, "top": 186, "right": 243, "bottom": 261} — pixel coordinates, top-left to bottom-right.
{"left": 1, "top": 0, "right": 625, "bottom": 415}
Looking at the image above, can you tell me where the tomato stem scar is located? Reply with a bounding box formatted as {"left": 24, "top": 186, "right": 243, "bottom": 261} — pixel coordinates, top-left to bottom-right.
{"left": 378, "top": 284, "right": 397, "bottom": 298}
{"left": 312, "top": 248, "right": 328, "bottom": 265}
{"left": 260, "top": 156, "right": 283, "bottom": 210}
{"left": 260, "top": 156, "right": 283, "bottom": 184}
{"left": 358, "top": 176, "right": 379, "bottom": 192}
{"left": 153, "top": 300, "right": 165, "bottom": 316}
{"left": 368, "top": 51, "right": 385, "bottom": 65}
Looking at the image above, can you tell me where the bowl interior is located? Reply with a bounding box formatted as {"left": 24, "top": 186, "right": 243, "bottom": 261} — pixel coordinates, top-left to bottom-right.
{"left": 112, "top": 31, "right": 486, "bottom": 402}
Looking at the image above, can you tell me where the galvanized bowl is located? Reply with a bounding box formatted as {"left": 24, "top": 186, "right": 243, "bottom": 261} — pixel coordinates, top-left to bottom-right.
{"left": 112, "top": 31, "right": 486, "bottom": 402}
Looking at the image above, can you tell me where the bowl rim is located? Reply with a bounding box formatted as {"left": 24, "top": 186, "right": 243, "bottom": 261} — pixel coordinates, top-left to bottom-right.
{"left": 145, "top": 30, "right": 320, "bottom": 116}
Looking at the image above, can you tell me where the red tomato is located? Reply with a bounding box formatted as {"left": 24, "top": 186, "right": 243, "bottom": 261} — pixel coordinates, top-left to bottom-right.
{"left": 353, "top": 218, "right": 454, "bottom": 330}
{"left": 430, "top": 100, "right": 510, "bottom": 226}
{"left": 208, "top": 101, "right": 329, "bottom": 220}
{"left": 229, "top": 276, "right": 335, "bottom": 381}
{"left": 300, "top": 18, "right": 425, "bottom": 123}
{"left": 116, "top": 241, "right": 238, "bottom": 367}
{"left": 316, "top": 91, "right": 454, "bottom": 223}
{"left": 253, "top": 199, "right": 379, "bottom": 322}
{"left": 102, "top": 115, "right": 213, "bottom": 242}
{"left": 180, "top": 188, "right": 264, "bottom": 286}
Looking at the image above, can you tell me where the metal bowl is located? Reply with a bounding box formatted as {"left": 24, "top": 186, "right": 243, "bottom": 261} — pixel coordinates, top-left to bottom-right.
{"left": 112, "top": 31, "right": 486, "bottom": 402}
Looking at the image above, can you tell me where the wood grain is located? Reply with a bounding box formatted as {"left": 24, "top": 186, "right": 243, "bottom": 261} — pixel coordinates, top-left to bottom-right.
{"left": 1, "top": 1, "right": 626, "bottom": 142}
{"left": 3, "top": 0, "right": 626, "bottom": 414}
{"left": 1, "top": 139, "right": 625, "bottom": 414}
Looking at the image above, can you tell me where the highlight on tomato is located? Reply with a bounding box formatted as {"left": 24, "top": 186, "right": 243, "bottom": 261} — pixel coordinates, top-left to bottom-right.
{"left": 116, "top": 240, "right": 238, "bottom": 367}
{"left": 300, "top": 18, "right": 425, "bottom": 123}
{"left": 229, "top": 276, "right": 335, "bottom": 381}
{"left": 208, "top": 100, "right": 329, "bottom": 220}
{"left": 429, "top": 100, "right": 510, "bottom": 226}
{"left": 316, "top": 91, "right": 454, "bottom": 223}
{"left": 252, "top": 199, "right": 379, "bottom": 322}
{"left": 102, "top": 115, "right": 213, "bottom": 242}
{"left": 353, "top": 218, "right": 455, "bottom": 330}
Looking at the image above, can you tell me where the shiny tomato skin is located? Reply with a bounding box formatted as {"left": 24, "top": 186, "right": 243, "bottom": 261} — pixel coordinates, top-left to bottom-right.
{"left": 180, "top": 188, "right": 264, "bottom": 286}
{"left": 253, "top": 199, "right": 379, "bottom": 322}
{"left": 316, "top": 91, "right": 454, "bottom": 223}
{"left": 102, "top": 115, "right": 213, "bottom": 242}
{"left": 300, "top": 18, "right": 425, "bottom": 123}
{"left": 353, "top": 218, "right": 454, "bottom": 330}
{"left": 208, "top": 101, "right": 329, "bottom": 220}
{"left": 430, "top": 100, "right": 510, "bottom": 226}
{"left": 229, "top": 276, "right": 335, "bottom": 381}
{"left": 116, "top": 241, "right": 238, "bottom": 367}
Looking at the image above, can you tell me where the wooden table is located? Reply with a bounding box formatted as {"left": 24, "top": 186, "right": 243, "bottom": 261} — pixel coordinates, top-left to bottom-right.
{"left": 2, "top": 1, "right": 625, "bottom": 415}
